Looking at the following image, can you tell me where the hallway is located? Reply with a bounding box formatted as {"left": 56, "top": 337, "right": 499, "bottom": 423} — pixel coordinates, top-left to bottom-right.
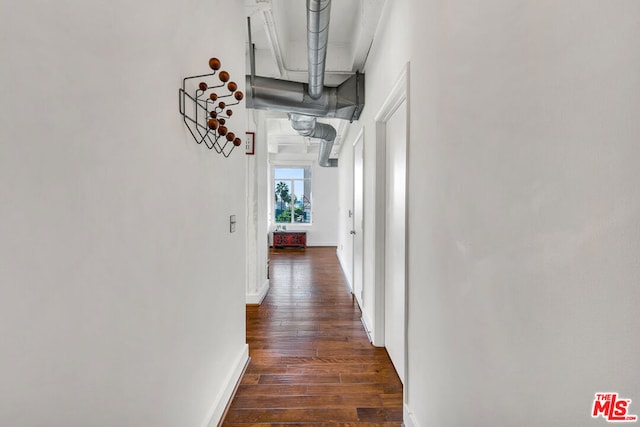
{"left": 222, "top": 247, "right": 403, "bottom": 425}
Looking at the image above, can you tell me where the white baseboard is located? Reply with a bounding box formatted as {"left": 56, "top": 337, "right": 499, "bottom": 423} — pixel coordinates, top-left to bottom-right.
{"left": 203, "top": 344, "right": 249, "bottom": 427}
{"left": 308, "top": 241, "right": 338, "bottom": 247}
{"left": 404, "top": 403, "right": 419, "bottom": 427}
{"left": 246, "top": 279, "right": 269, "bottom": 305}
{"left": 360, "top": 314, "right": 373, "bottom": 344}
{"left": 336, "top": 250, "right": 352, "bottom": 292}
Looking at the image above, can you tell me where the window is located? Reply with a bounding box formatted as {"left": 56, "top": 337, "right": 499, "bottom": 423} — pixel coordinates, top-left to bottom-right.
{"left": 274, "top": 166, "right": 312, "bottom": 224}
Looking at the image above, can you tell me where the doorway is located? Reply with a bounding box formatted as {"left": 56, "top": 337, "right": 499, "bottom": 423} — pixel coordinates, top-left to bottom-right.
{"left": 384, "top": 99, "right": 407, "bottom": 385}
{"left": 352, "top": 130, "right": 364, "bottom": 307}
{"left": 373, "top": 63, "right": 409, "bottom": 392}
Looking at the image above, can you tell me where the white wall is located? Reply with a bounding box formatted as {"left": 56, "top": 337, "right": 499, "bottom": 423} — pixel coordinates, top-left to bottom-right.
{"left": 337, "top": 0, "right": 410, "bottom": 344}
{"left": 406, "top": 1, "right": 640, "bottom": 426}
{"left": 309, "top": 162, "right": 339, "bottom": 246}
{"left": 268, "top": 154, "right": 339, "bottom": 247}
{"left": 338, "top": 0, "right": 640, "bottom": 426}
{"left": 0, "top": 1, "right": 248, "bottom": 426}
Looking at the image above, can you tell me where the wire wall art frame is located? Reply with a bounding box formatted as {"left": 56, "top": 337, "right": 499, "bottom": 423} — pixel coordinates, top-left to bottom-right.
{"left": 179, "top": 57, "right": 244, "bottom": 157}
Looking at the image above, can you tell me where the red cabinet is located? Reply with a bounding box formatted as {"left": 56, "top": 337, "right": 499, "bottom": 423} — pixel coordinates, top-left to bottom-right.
{"left": 273, "top": 231, "right": 307, "bottom": 249}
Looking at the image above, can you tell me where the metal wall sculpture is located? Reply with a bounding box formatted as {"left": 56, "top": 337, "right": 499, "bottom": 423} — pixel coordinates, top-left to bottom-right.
{"left": 179, "top": 57, "right": 244, "bottom": 157}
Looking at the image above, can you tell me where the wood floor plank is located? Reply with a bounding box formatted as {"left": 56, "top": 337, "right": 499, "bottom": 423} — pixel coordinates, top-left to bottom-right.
{"left": 305, "top": 383, "right": 401, "bottom": 396}
{"left": 380, "top": 394, "right": 404, "bottom": 408}
{"left": 250, "top": 349, "right": 319, "bottom": 358}
{"left": 356, "top": 407, "right": 403, "bottom": 422}
{"left": 223, "top": 423, "right": 402, "bottom": 427}
{"left": 340, "top": 372, "right": 402, "bottom": 385}
{"left": 284, "top": 363, "right": 386, "bottom": 375}
{"left": 225, "top": 422, "right": 398, "bottom": 427}
{"left": 230, "top": 394, "right": 383, "bottom": 409}
{"left": 221, "top": 247, "right": 403, "bottom": 426}
{"left": 258, "top": 374, "right": 341, "bottom": 385}
{"left": 223, "top": 408, "right": 358, "bottom": 423}
{"left": 235, "top": 384, "right": 309, "bottom": 396}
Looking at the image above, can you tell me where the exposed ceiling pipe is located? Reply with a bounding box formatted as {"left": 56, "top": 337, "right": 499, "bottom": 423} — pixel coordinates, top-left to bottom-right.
{"left": 245, "top": 73, "right": 363, "bottom": 121}
{"left": 290, "top": 0, "right": 338, "bottom": 167}
{"left": 314, "top": 123, "right": 338, "bottom": 167}
{"left": 290, "top": 114, "right": 338, "bottom": 167}
{"left": 245, "top": 0, "right": 365, "bottom": 167}
{"left": 307, "top": 0, "right": 331, "bottom": 100}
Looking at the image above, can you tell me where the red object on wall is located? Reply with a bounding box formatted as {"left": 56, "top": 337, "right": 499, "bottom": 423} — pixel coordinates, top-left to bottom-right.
{"left": 245, "top": 131, "right": 255, "bottom": 155}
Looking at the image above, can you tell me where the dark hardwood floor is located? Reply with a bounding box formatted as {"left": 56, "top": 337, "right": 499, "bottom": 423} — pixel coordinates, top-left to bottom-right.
{"left": 221, "top": 247, "right": 403, "bottom": 426}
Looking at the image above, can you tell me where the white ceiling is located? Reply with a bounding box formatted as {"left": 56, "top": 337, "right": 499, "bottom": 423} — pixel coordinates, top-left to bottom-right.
{"left": 244, "top": 0, "right": 385, "bottom": 156}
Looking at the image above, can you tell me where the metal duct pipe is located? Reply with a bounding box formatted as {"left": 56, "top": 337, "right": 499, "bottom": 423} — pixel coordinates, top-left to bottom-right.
{"left": 315, "top": 123, "right": 338, "bottom": 167}
{"left": 290, "top": 114, "right": 338, "bottom": 167}
{"left": 246, "top": 73, "right": 364, "bottom": 122}
{"left": 245, "top": 0, "right": 361, "bottom": 167}
{"left": 290, "top": 114, "right": 317, "bottom": 137}
{"left": 307, "top": 0, "right": 331, "bottom": 99}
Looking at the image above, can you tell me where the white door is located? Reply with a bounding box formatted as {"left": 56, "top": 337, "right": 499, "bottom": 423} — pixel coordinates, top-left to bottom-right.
{"left": 384, "top": 100, "right": 407, "bottom": 384}
{"left": 352, "top": 133, "right": 364, "bottom": 307}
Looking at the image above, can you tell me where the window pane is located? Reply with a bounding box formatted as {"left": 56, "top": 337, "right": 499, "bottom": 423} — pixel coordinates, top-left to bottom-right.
{"left": 292, "top": 180, "right": 311, "bottom": 223}
{"left": 273, "top": 167, "right": 311, "bottom": 224}
{"left": 274, "top": 180, "right": 292, "bottom": 223}
{"left": 274, "top": 167, "right": 304, "bottom": 180}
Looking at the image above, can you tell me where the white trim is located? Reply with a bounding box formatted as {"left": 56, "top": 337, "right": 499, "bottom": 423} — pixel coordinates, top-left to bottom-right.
{"left": 246, "top": 279, "right": 270, "bottom": 305}
{"left": 351, "top": 127, "right": 365, "bottom": 312}
{"left": 371, "top": 63, "right": 410, "bottom": 348}
{"left": 336, "top": 248, "right": 352, "bottom": 292}
{"left": 404, "top": 403, "right": 419, "bottom": 427}
{"left": 271, "top": 159, "right": 314, "bottom": 167}
{"left": 373, "top": 62, "right": 411, "bottom": 403}
{"left": 203, "top": 344, "right": 249, "bottom": 427}
{"left": 372, "top": 120, "right": 386, "bottom": 348}
{"left": 374, "top": 63, "right": 409, "bottom": 122}
{"left": 307, "top": 241, "right": 338, "bottom": 247}
{"left": 361, "top": 312, "right": 374, "bottom": 345}
{"left": 352, "top": 127, "right": 365, "bottom": 148}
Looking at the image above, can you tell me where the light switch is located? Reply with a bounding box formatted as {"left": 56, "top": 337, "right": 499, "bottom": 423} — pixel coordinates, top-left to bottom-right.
{"left": 230, "top": 215, "right": 237, "bottom": 233}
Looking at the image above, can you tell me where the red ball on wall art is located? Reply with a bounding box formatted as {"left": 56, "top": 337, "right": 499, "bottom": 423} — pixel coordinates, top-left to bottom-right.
{"left": 208, "top": 57, "right": 221, "bottom": 70}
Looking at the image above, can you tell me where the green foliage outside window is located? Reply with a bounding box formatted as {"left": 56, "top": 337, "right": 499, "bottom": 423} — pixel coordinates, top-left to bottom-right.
{"left": 274, "top": 167, "right": 312, "bottom": 224}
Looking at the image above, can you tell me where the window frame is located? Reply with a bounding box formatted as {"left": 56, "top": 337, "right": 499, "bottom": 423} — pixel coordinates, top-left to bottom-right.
{"left": 271, "top": 164, "right": 313, "bottom": 226}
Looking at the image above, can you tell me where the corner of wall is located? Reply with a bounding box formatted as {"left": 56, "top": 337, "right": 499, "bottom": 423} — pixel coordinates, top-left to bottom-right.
{"left": 246, "top": 279, "right": 270, "bottom": 305}
{"left": 203, "top": 344, "right": 249, "bottom": 427}
{"left": 404, "top": 403, "right": 419, "bottom": 427}
{"left": 336, "top": 248, "right": 353, "bottom": 292}
{"left": 360, "top": 312, "right": 374, "bottom": 345}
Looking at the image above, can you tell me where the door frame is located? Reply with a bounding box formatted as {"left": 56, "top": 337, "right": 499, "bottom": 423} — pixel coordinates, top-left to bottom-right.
{"left": 352, "top": 128, "right": 365, "bottom": 308}
{"left": 372, "top": 61, "right": 410, "bottom": 401}
{"left": 384, "top": 98, "right": 407, "bottom": 387}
